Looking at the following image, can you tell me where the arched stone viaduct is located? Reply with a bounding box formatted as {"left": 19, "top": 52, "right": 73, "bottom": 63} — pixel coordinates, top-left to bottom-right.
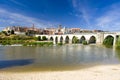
{"left": 35, "top": 32, "right": 119, "bottom": 46}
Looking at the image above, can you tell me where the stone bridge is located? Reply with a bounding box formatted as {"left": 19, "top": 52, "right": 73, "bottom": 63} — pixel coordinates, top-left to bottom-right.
{"left": 35, "top": 32, "right": 119, "bottom": 46}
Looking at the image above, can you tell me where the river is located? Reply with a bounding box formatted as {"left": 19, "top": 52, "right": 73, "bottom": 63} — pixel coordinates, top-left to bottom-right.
{"left": 0, "top": 45, "right": 120, "bottom": 71}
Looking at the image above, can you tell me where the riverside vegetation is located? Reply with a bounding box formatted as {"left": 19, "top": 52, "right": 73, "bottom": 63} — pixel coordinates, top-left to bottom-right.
{"left": 72, "top": 36, "right": 88, "bottom": 45}
{"left": 0, "top": 31, "right": 53, "bottom": 46}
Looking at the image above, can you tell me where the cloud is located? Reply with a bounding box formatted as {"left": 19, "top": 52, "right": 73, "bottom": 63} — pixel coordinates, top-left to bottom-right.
{"left": 0, "top": 8, "right": 54, "bottom": 29}
{"left": 96, "top": 3, "right": 120, "bottom": 31}
{"left": 72, "top": 0, "right": 78, "bottom": 8}
{"left": 71, "top": 0, "right": 120, "bottom": 31}
{"left": 71, "top": 0, "right": 91, "bottom": 25}
{"left": 9, "top": 0, "right": 26, "bottom": 7}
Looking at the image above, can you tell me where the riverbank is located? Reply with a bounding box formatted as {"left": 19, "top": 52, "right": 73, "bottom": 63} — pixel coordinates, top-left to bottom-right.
{"left": 0, "top": 64, "right": 120, "bottom": 80}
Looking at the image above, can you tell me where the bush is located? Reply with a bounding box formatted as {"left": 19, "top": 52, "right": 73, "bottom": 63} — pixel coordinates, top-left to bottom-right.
{"left": 82, "top": 40, "right": 88, "bottom": 45}
{"left": 2, "top": 31, "right": 8, "bottom": 36}
{"left": 0, "top": 40, "right": 25, "bottom": 45}
{"left": 42, "top": 36, "right": 47, "bottom": 41}
{"left": 11, "top": 30, "right": 14, "bottom": 34}
{"left": 38, "top": 36, "right": 41, "bottom": 41}
{"left": 72, "top": 36, "right": 79, "bottom": 44}
{"left": 103, "top": 36, "right": 114, "bottom": 48}
{"left": 23, "top": 41, "right": 53, "bottom": 47}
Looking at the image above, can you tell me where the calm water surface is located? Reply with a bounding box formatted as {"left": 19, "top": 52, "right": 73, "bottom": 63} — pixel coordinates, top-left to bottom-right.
{"left": 0, "top": 45, "right": 120, "bottom": 70}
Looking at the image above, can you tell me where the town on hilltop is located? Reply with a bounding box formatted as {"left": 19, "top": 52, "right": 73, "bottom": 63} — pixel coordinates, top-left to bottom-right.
{"left": 2, "top": 24, "right": 104, "bottom": 36}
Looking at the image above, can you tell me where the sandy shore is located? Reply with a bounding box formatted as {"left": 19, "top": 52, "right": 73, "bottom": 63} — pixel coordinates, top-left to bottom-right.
{"left": 0, "top": 64, "right": 120, "bottom": 80}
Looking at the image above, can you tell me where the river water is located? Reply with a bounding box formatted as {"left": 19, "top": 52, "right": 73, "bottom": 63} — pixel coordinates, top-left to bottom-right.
{"left": 0, "top": 45, "right": 120, "bottom": 71}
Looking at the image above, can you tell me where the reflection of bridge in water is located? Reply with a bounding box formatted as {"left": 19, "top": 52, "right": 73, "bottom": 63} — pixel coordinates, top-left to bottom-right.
{"left": 36, "top": 32, "right": 120, "bottom": 46}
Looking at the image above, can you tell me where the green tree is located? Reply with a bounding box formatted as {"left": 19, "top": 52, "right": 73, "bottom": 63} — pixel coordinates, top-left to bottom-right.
{"left": 38, "top": 36, "right": 41, "bottom": 41}
{"left": 72, "top": 36, "right": 79, "bottom": 44}
{"left": 42, "top": 36, "right": 47, "bottom": 41}
{"left": 82, "top": 40, "right": 88, "bottom": 45}
{"left": 103, "top": 36, "right": 114, "bottom": 47}
{"left": 2, "top": 31, "right": 8, "bottom": 36}
{"left": 11, "top": 30, "right": 14, "bottom": 34}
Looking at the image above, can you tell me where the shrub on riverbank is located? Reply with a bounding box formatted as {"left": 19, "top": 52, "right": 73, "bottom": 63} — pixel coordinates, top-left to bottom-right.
{"left": 23, "top": 42, "right": 53, "bottom": 47}
{"left": 42, "top": 36, "right": 48, "bottom": 40}
{"left": 0, "top": 40, "right": 25, "bottom": 45}
{"left": 82, "top": 40, "right": 88, "bottom": 45}
{"left": 0, "top": 40, "right": 53, "bottom": 47}
{"left": 0, "top": 34, "right": 51, "bottom": 46}
{"left": 72, "top": 36, "right": 79, "bottom": 44}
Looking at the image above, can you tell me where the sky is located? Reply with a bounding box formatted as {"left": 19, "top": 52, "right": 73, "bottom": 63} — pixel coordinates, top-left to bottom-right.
{"left": 0, "top": 0, "right": 120, "bottom": 31}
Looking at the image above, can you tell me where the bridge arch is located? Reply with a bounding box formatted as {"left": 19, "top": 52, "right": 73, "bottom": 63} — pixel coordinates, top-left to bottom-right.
{"left": 65, "top": 36, "right": 69, "bottom": 44}
{"left": 80, "top": 36, "right": 86, "bottom": 43}
{"left": 89, "top": 36, "right": 96, "bottom": 44}
{"left": 60, "top": 36, "right": 63, "bottom": 43}
{"left": 104, "top": 35, "right": 114, "bottom": 40}
{"left": 103, "top": 35, "right": 114, "bottom": 46}
{"left": 50, "top": 36, "right": 54, "bottom": 41}
{"left": 38, "top": 36, "right": 41, "bottom": 41}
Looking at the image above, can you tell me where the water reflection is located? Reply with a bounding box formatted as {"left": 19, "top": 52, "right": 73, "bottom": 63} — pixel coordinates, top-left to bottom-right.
{"left": 116, "top": 49, "right": 120, "bottom": 60}
{"left": 0, "top": 45, "right": 120, "bottom": 69}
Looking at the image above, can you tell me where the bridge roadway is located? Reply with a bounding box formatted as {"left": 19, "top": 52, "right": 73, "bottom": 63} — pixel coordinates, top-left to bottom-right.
{"left": 35, "top": 32, "right": 119, "bottom": 46}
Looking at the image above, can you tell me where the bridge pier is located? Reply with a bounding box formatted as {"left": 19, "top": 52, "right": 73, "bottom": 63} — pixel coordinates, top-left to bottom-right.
{"left": 62, "top": 39, "right": 65, "bottom": 44}
{"left": 113, "top": 35, "right": 116, "bottom": 47}
{"left": 96, "top": 33, "right": 104, "bottom": 45}
{"left": 69, "top": 40, "right": 72, "bottom": 44}
{"left": 53, "top": 38, "right": 56, "bottom": 45}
